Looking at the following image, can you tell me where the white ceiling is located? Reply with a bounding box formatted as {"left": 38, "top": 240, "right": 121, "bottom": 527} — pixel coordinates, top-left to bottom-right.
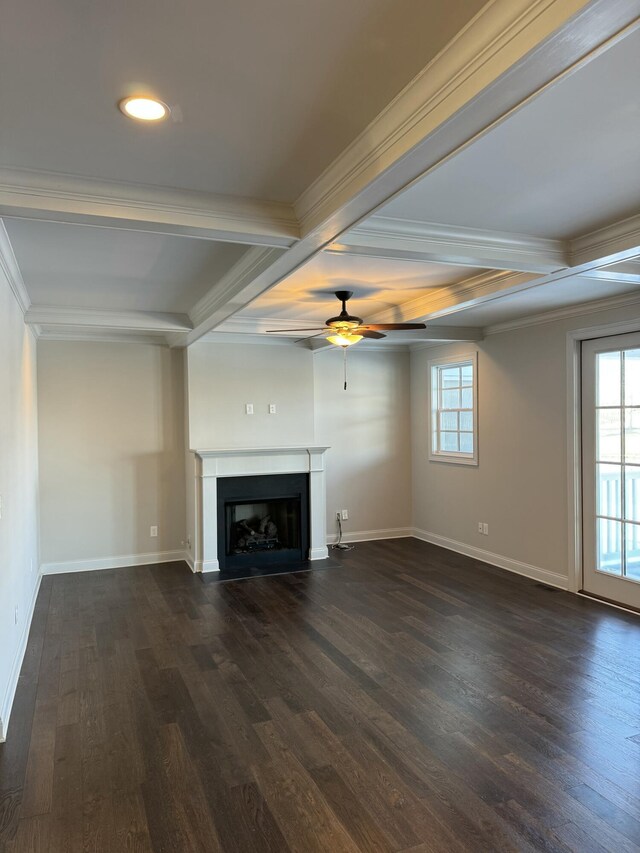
{"left": 0, "top": 0, "right": 484, "bottom": 201}
{"left": 2, "top": 2, "right": 639, "bottom": 345}
{"left": 5, "top": 219, "right": 244, "bottom": 312}
{"left": 380, "top": 27, "right": 640, "bottom": 239}
{"left": 237, "top": 253, "right": 484, "bottom": 323}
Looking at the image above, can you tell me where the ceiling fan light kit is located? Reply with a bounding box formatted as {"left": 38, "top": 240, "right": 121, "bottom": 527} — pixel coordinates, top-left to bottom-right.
{"left": 266, "top": 290, "right": 428, "bottom": 390}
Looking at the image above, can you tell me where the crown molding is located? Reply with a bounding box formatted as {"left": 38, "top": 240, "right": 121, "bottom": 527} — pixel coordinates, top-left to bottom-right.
{"left": 0, "top": 168, "right": 299, "bottom": 248}
{"left": 294, "top": 0, "right": 635, "bottom": 235}
{"left": 0, "top": 219, "right": 30, "bottom": 314}
{"left": 34, "top": 327, "right": 170, "bottom": 346}
{"left": 330, "top": 216, "right": 568, "bottom": 273}
{"left": 570, "top": 211, "right": 640, "bottom": 268}
{"left": 24, "top": 305, "right": 192, "bottom": 332}
{"left": 199, "top": 331, "right": 307, "bottom": 347}
{"left": 484, "top": 290, "right": 640, "bottom": 336}
{"left": 217, "top": 315, "right": 323, "bottom": 335}
{"left": 367, "top": 270, "right": 538, "bottom": 324}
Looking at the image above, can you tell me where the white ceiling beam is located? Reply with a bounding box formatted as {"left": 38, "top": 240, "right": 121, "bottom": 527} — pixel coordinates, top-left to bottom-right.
{"left": 0, "top": 169, "right": 299, "bottom": 248}
{"left": 181, "top": 0, "right": 636, "bottom": 343}
{"left": 294, "top": 0, "right": 637, "bottom": 237}
{"left": 569, "top": 211, "right": 640, "bottom": 268}
{"left": 328, "top": 216, "right": 568, "bottom": 274}
{"left": 24, "top": 305, "right": 192, "bottom": 333}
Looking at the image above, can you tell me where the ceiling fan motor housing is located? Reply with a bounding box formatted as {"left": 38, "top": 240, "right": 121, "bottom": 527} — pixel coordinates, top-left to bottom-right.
{"left": 327, "top": 290, "right": 363, "bottom": 328}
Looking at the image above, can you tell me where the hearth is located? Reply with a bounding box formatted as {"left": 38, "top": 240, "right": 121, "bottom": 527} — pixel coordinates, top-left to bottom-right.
{"left": 217, "top": 473, "right": 309, "bottom": 570}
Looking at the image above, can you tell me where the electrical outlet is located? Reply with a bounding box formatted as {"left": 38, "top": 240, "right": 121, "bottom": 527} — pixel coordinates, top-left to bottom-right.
{"left": 186, "top": 537, "right": 192, "bottom": 550}
{"left": 245, "top": 403, "right": 254, "bottom": 415}
{"left": 0, "top": 494, "right": 3, "bottom": 519}
{"left": 483, "top": 523, "right": 489, "bottom": 535}
{"left": 268, "top": 403, "right": 276, "bottom": 414}
{"left": 150, "top": 525, "right": 158, "bottom": 537}
{"left": 478, "top": 522, "right": 483, "bottom": 533}
{"left": 341, "top": 509, "right": 349, "bottom": 520}
{"left": 14, "top": 605, "right": 18, "bottom": 625}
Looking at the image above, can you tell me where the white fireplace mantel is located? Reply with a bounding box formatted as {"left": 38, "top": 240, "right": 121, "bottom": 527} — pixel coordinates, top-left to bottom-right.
{"left": 192, "top": 446, "right": 330, "bottom": 572}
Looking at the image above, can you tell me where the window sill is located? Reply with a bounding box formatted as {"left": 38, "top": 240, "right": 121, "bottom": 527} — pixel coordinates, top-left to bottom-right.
{"left": 428, "top": 453, "right": 478, "bottom": 466}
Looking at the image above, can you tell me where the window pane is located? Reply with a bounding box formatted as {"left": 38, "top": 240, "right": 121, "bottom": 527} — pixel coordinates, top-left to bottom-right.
{"left": 625, "top": 465, "right": 640, "bottom": 522}
{"left": 459, "top": 411, "right": 473, "bottom": 432}
{"left": 440, "top": 411, "right": 458, "bottom": 431}
{"left": 459, "top": 432, "right": 473, "bottom": 453}
{"left": 624, "top": 349, "right": 640, "bottom": 406}
{"left": 441, "top": 367, "right": 460, "bottom": 388}
{"left": 461, "top": 388, "right": 473, "bottom": 408}
{"left": 597, "top": 409, "right": 621, "bottom": 462}
{"left": 625, "top": 409, "right": 640, "bottom": 464}
{"left": 597, "top": 351, "right": 620, "bottom": 407}
{"left": 597, "top": 517, "right": 622, "bottom": 575}
{"left": 597, "top": 463, "right": 621, "bottom": 518}
{"left": 625, "top": 522, "right": 640, "bottom": 580}
{"left": 441, "top": 432, "right": 459, "bottom": 452}
{"left": 442, "top": 389, "right": 460, "bottom": 409}
{"left": 461, "top": 363, "right": 473, "bottom": 387}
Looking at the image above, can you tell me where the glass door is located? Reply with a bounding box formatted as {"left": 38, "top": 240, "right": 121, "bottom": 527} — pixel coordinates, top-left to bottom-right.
{"left": 582, "top": 332, "right": 640, "bottom": 609}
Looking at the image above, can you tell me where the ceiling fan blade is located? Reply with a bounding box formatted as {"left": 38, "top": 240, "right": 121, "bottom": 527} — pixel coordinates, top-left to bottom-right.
{"left": 360, "top": 330, "right": 386, "bottom": 340}
{"left": 265, "top": 328, "right": 327, "bottom": 333}
{"left": 295, "top": 331, "right": 327, "bottom": 343}
{"left": 363, "top": 323, "right": 427, "bottom": 330}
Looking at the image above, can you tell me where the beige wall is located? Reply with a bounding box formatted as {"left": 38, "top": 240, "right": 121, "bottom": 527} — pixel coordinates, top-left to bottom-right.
{"left": 0, "top": 276, "right": 39, "bottom": 740}
{"left": 38, "top": 341, "right": 186, "bottom": 567}
{"left": 315, "top": 347, "right": 412, "bottom": 539}
{"left": 411, "top": 304, "right": 640, "bottom": 584}
{"left": 186, "top": 342, "right": 315, "bottom": 450}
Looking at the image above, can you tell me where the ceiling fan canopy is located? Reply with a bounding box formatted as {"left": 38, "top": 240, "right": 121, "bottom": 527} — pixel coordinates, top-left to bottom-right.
{"left": 266, "top": 290, "right": 426, "bottom": 347}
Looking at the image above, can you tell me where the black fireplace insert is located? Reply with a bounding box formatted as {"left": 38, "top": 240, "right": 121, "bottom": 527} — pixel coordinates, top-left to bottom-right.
{"left": 217, "top": 473, "right": 309, "bottom": 570}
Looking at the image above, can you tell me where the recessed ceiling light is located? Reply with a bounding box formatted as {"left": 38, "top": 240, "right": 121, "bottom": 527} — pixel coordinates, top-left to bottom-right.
{"left": 119, "top": 96, "right": 169, "bottom": 122}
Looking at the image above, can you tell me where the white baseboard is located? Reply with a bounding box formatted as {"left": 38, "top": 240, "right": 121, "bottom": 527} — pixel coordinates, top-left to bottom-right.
{"left": 327, "top": 527, "right": 413, "bottom": 545}
{"left": 184, "top": 551, "right": 196, "bottom": 572}
{"left": 0, "top": 573, "right": 42, "bottom": 743}
{"left": 411, "top": 528, "right": 568, "bottom": 590}
{"left": 41, "top": 549, "right": 188, "bottom": 575}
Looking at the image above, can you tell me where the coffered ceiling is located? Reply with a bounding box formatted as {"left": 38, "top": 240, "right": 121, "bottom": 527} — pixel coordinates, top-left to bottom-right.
{"left": 0, "top": 0, "right": 639, "bottom": 348}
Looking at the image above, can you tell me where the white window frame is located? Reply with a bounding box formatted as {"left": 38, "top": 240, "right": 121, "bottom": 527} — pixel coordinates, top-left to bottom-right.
{"left": 428, "top": 351, "right": 478, "bottom": 466}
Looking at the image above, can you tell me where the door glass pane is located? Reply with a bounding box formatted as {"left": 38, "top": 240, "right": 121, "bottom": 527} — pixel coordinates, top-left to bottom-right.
{"left": 597, "top": 351, "right": 620, "bottom": 406}
{"left": 597, "top": 409, "right": 621, "bottom": 462}
{"left": 597, "top": 463, "right": 621, "bottom": 518}
{"left": 597, "top": 518, "right": 622, "bottom": 575}
{"left": 625, "top": 466, "right": 640, "bottom": 522}
{"left": 625, "top": 522, "right": 640, "bottom": 580}
{"left": 624, "top": 349, "right": 640, "bottom": 406}
{"left": 624, "top": 409, "right": 640, "bottom": 464}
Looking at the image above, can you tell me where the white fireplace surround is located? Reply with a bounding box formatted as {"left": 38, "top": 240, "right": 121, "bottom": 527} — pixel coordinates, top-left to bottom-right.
{"left": 193, "top": 446, "right": 330, "bottom": 572}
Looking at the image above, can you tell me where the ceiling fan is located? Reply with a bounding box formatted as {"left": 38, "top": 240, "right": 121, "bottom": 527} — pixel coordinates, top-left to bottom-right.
{"left": 265, "top": 290, "right": 426, "bottom": 347}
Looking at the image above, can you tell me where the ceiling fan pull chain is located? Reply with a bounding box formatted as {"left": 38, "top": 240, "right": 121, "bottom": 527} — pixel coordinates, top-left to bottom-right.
{"left": 344, "top": 346, "right": 348, "bottom": 391}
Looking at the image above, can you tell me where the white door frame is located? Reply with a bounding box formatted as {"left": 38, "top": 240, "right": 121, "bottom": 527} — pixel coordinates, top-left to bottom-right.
{"left": 567, "top": 318, "right": 640, "bottom": 594}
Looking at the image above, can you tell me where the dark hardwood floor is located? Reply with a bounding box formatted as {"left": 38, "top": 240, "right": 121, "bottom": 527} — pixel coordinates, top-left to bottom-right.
{"left": 2, "top": 538, "right": 640, "bottom": 852}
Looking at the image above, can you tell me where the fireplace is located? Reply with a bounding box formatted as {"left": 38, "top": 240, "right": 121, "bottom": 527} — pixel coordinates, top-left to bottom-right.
{"left": 191, "top": 446, "right": 329, "bottom": 573}
{"left": 217, "top": 473, "right": 309, "bottom": 570}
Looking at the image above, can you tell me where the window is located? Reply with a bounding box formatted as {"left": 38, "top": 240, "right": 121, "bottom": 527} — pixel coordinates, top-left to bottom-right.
{"left": 429, "top": 353, "right": 478, "bottom": 465}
